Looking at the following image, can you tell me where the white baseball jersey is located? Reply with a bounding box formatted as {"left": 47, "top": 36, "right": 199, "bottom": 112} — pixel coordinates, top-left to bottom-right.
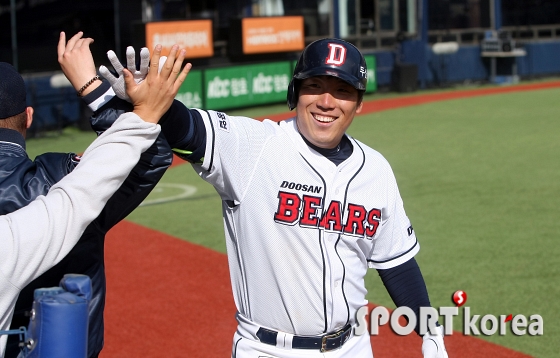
{"left": 192, "top": 109, "right": 419, "bottom": 336}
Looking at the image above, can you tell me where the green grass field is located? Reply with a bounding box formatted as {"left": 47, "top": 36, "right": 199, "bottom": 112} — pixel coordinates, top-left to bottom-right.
{"left": 350, "top": 89, "right": 559, "bottom": 356}
{"left": 26, "top": 84, "right": 559, "bottom": 357}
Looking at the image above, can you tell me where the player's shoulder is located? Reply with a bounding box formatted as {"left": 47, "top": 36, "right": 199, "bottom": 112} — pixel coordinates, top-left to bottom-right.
{"left": 276, "top": 116, "right": 300, "bottom": 135}
{"left": 202, "top": 109, "right": 257, "bottom": 124}
{"left": 349, "top": 135, "right": 391, "bottom": 166}
{"left": 203, "top": 109, "right": 284, "bottom": 134}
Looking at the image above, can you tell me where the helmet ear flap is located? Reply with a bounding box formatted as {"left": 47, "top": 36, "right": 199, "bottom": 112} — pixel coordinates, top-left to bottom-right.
{"left": 287, "top": 79, "right": 298, "bottom": 111}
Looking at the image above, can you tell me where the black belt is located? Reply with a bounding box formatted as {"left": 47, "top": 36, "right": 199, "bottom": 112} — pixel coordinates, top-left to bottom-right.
{"left": 256, "top": 324, "right": 352, "bottom": 352}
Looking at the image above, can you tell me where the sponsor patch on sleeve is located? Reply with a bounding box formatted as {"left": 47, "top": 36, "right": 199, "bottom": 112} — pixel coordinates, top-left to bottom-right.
{"left": 216, "top": 112, "right": 229, "bottom": 133}
{"left": 407, "top": 225, "right": 414, "bottom": 236}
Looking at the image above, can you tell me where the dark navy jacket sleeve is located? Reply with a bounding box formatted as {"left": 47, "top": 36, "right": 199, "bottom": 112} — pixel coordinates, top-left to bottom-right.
{"left": 89, "top": 97, "right": 173, "bottom": 231}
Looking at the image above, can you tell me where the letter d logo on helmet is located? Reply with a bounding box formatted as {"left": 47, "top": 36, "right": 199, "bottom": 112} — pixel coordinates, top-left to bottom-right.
{"left": 326, "top": 44, "right": 347, "bottom": 65}
{"left": 287, "top": 38, "right": 367, "bottom": 110}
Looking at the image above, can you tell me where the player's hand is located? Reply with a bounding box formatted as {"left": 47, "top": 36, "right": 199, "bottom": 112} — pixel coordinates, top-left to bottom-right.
{"left": 422, "top": 325, "right": 449, "bottom": 358}
{"left": 127, "top": 44, "right": 191, "bottom": 124}
{"left": 57, "top": 31, "right": 99, "bottom": 96}
{"left": 99, "top": 46, "right": 167, "bottom": 102}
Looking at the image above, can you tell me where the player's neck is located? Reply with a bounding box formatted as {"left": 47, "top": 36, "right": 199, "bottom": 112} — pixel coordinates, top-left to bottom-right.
{"left": 300, "top": 134, "right": 353, "bottom": 165}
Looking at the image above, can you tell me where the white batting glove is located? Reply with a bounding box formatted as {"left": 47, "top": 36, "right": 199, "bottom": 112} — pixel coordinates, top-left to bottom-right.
{"left": 99, "top": 46, "right": 166, "bottom": 102}
{"left": 422, "top": 325, "right": 448, "bottom": 358}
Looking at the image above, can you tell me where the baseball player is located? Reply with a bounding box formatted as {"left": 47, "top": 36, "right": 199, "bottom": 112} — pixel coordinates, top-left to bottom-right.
{"left": 95, "top": 38, "right": 448, "bottom": 357}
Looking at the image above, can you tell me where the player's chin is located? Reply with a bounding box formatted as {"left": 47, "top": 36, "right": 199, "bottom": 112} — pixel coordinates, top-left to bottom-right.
{"left": 311, "top": 131, "right": 339, "bottom": 148}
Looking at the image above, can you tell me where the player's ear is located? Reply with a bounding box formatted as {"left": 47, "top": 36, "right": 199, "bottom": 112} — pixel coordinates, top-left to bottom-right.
{"left": 355, "top": 93, "right": 364, "bottom": 114}
{"left": 25, "top": 106, "right": 34, "bottom": 129}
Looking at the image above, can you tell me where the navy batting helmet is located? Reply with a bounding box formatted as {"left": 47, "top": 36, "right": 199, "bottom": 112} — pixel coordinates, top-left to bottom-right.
{"left": 287, "top": 38, "right": 367, "bottom": 110}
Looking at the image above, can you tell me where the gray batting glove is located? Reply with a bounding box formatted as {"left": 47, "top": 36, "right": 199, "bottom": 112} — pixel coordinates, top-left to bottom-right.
{"left": 99, "top": 46, "right": 166, "bottom": 102}
{"left": 422, "top": 325, "right": 449, "bottom": 358}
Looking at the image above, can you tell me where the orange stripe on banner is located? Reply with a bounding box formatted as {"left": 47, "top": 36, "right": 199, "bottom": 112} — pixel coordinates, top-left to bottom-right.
{"left": 102, "top": 220, "right": 533, "bottom": 358}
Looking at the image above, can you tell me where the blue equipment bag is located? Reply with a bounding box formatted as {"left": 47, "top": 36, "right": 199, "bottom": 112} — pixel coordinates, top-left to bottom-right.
{"left": 25, "top": 274, "right": 91, "bottom": 358}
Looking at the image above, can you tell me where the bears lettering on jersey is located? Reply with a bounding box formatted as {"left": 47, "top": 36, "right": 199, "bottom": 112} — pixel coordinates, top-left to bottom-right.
{"left": 274, "top": 191, "right": 381, "bottom": 239}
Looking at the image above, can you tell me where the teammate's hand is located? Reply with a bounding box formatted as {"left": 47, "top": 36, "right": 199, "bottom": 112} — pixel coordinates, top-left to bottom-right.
{"left": 422, "top": 325, "right": 449, "bottom": 358}
{"left": 57, "top": 31, "right": 99, "bottom": 96}
{"left": 126, "top": 44, "right": 191, "bottom": 124}
{"left": 99, "top": 46, "right": 167, "bottom": 102}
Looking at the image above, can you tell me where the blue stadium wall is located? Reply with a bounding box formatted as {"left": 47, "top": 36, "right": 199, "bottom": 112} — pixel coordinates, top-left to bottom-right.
{"left": 24, "top": 75, "right": 82, "bottom": 135}
{"left": 370, "top": 39, "right": 560, "bottom": 88}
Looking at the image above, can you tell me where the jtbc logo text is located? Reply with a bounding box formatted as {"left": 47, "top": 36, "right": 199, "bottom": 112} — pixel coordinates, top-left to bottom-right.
{"left": 274, "top": 191, "right": 381, "bottom": 238}
{"left": 354, "top": 306, "right": 543, "bottom": 336}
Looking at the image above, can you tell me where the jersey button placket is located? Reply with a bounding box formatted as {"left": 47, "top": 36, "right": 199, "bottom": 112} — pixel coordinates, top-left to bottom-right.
{"left": 321, "top": 173, "right": 346, "bottom": 330}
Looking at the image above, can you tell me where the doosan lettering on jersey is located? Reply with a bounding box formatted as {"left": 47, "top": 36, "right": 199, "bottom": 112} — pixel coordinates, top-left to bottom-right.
{"left": 279, "top": 180, "right": 322, "bottom": 193}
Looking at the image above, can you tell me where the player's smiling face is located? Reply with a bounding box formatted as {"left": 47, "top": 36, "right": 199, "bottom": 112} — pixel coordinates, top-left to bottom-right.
{"left": 296, "top": 76, "right": 363, "bottom": 149}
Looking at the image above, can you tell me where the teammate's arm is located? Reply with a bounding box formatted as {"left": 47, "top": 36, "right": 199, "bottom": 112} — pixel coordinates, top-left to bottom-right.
{"left": 57, "top": 31, "right": 102, "bottom": 96}
{"left": 3, "top": 38, "right": 189, "bottom": 288}
{"left": 83, "top": 88, "right": 174, "bottom": 230}
{"left": 58, "top": 32, "right": 175, "bottom": 231}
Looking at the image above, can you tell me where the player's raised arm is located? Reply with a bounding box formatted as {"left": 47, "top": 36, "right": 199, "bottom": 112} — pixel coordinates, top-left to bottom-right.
{"left": 57, "top": 31, "right": 101, "bottom": 97}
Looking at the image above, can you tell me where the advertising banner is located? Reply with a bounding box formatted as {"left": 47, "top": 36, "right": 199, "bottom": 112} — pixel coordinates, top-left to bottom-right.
{"left": 176, "top": 69, "right": 204, "bottom": 109}
{"left": 242, "top": 17, "right": 304, "bottom": 54}
{"left": 146, "top": 20, "right": 213, "bottom": 58}
{"left": 364, "top": 54, "right": 377, "bottom": 93}
{"left": 204, "top": 62, "right": 292, "bottom": 109}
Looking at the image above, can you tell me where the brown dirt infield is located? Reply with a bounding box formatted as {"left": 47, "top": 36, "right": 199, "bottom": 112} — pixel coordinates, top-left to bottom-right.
{"left": 103, "top": 82, "right": 559, "bottom": 356}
